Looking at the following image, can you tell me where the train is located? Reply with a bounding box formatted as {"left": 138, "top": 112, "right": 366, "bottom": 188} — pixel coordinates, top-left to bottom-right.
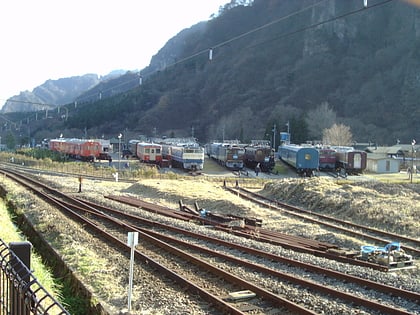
{"left": 206, "top": 142, "right": 244, "bottom": 170}
{"left": 278, "top": 144, "right": 319, "bottom": 176}
{"left": 128, "top": 139, "right": 141, "bottom": 157}
{"left": 160, "top": 139, "right": 204, "bottom": 171}
{"left": 243, "top": 141, "right": 275, "bottom": 172}
{"left": 136, "top": 142, "right": 163, "bottom": 164}
{"left": 332, "top": 146, "right": 367, "bottom": 175}
{"left": 49, "top": 138, "right": 110, "bottom": 161}
{"left": 317, "top": 148, "right": 337, "bottom": 171}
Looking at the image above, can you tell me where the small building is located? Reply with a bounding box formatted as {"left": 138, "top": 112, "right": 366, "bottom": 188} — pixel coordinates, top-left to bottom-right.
{"left": 365, "top": 146, "right": 404, "bottom": 158}
{"left": 366, "top": 153, "right": 400, "bottom": 173}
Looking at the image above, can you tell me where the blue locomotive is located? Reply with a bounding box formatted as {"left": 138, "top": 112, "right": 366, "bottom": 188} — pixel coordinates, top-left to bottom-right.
{"left": 278, "top": 144, "right": 319, "bottom": 176}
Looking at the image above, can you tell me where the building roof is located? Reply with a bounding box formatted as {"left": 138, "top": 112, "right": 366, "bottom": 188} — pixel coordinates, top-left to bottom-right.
{"left": 395, "top": 144, "right": 420, "bottom": 152}
{"left": 365, "top": 146, "right": 402, "bottom": 155}
{"left": 367, "top": 153, "right": 400, "bottom": 161}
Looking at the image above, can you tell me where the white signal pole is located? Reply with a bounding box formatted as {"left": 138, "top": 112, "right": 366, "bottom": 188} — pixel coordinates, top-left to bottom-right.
{"left": 127, "top": 232, "right": 139, "bottom": 312}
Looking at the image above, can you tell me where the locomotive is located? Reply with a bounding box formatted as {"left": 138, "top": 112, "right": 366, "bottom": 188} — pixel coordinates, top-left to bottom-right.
{"left": 161, "top": 139, "right": 204, "bottom": 171}
{"left": 207, "top": 141, "right": 244, "bottom": 170}
{"left": 243, "top": 141, "right": 275, "bottom": 172}
{"left": 278, "top": 144, "right": 319, "bottom": 176}
{"left": 317, "top": 148, "right": 337, "bottom": 171}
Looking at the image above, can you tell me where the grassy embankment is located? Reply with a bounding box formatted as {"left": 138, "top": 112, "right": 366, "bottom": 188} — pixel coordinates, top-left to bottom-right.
{"left": 0, "top": 200, "right": 67, "bottom": 310}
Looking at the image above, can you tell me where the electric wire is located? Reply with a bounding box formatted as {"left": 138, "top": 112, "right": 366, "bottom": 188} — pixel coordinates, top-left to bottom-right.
{"left": 0, "top": 0, "right": 396, "bottom": 131}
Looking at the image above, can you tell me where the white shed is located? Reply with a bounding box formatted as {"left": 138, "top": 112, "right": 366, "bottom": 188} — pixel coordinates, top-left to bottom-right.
{"left": 366, "top": 154, "right": 399, "bottom": 173}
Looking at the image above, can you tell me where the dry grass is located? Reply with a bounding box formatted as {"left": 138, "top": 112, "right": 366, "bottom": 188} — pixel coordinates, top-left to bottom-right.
{"left": 2, "top": 167, "right": 419, "bottom": 313}
{"left": 262, "top": 177, "right": 420, "bottom": 238}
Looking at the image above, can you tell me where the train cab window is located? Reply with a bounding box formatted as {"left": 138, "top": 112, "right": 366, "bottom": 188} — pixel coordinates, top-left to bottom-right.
{"left": 156, "top": 149, "right": 161, "bottom": 153}
{"left": 145, "top": 149, "right": 150, "bottom": 153}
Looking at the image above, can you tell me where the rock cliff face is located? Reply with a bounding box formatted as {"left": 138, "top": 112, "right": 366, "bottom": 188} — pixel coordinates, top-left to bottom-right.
{"left": 131, "top": 0, "right": 420, "bottom": 143}
{"left": 1, "top": 70, "right": 129, "bottom": 113}
{"left": 1, "top": 74, "right": 100, "bottom": 113}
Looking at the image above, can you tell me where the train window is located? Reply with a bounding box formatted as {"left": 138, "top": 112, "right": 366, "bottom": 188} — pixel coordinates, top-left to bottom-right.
{"left": 145, "top": 149, "right": 150, "bottom": 153}
{"left": 151, "top": 149, "right": 154, "bottom": 153}
{"left": 156, "top": 149, "right": 161, "bottom": 153}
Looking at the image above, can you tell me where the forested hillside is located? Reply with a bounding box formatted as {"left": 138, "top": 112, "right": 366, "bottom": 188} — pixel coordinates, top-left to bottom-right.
{"left": 2, "top": 0, "right": 420, "bottom": 146}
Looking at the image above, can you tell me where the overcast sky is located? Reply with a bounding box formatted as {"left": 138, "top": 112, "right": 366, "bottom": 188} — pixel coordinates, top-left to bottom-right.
{"left": 0, "top": 0, "right": 228, "bottom": 104}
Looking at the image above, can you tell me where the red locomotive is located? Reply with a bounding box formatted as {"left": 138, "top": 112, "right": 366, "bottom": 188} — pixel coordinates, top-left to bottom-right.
{"left": 317, "top": 148, "right": 337, "bottom": 171}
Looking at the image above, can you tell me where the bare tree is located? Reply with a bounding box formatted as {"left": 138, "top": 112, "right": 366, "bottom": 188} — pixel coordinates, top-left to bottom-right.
{"left": 323, "top": 123, "right": 353, "bottom": 146}
{"left": 305, "top": 102, "right": 336, "bottom": 140}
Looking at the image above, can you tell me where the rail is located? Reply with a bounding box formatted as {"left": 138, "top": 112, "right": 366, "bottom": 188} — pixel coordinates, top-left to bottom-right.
{"left": 0, "top": 239, "right": 69, "bottom": 315}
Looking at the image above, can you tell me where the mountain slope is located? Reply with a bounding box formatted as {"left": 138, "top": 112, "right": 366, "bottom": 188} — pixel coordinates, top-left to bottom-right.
{"left": 1, "top": 71, "right": 130, "bottom": 113}
{"left": 2, "top": 0, "right": 420, "bottom": 145}
{"left": 68, "top": 0, "right": 417, "bottom": 144}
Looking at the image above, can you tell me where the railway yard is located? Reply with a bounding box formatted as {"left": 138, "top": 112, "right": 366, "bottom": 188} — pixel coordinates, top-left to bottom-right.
{"left": 0, "top": 160, "right": 419, "bottom": 314}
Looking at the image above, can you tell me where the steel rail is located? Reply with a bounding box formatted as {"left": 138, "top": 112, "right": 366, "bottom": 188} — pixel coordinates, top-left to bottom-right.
{"left": 3, "top": 168, "right": 419, "bottom": 313}
{"left": 52, "top": 196, "right": 417, "bottom": 315}
{"left": 105, "top": 194, "right": 389, "bottom": 271}
{"left": 80, "top": 198, "right": 411, "bottom": 293}
{"left": 226, "top": 186, "right": 420, "bottom": 255}
{"left": 1, "top": 168, "right": 314, "bottom": 315}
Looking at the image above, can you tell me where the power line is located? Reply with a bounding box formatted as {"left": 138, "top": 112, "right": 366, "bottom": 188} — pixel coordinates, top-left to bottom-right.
{"left": 247, "top": 0, "right": 395, "bottom": 49}
{"left": 1, "top": 0, "right": 396, "bottom": 128}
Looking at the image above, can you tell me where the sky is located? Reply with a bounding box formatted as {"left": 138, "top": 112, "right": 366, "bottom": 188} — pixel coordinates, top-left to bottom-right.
{"left": 0, "top": 0, "right": 228, "bottom": 104}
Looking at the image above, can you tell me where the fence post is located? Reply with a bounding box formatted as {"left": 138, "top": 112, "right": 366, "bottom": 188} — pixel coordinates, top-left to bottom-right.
{"left": 9, "top": 242, "right": 32, "bottom": 315}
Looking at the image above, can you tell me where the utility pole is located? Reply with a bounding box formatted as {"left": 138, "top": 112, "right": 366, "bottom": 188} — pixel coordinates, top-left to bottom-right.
{"left": 272, "top": 124, "right": 277, "bottom": 149}
{"left": 411, "top": 139, "right": 416, "bottom": 183}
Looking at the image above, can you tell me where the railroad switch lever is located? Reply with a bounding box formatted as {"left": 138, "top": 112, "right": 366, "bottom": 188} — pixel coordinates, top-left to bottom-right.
{"left": 78, "top": 176, "right": 83, "bottom": 193}
{"left": 179, "top": 200, "right": 200, "bottom": 215}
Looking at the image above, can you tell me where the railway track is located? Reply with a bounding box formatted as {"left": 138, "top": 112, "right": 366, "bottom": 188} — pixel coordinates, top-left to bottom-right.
{"left": 79, "top": 197, "right": 420, "bottom": 305}
{"left": 225, "top": 185, "right": 420, "bottom": 258}
{"left": 1, "top": 167, "right": 419, "bottom": 314}
{"left": 105, "top": 194, "right": 398, "bottom": 272}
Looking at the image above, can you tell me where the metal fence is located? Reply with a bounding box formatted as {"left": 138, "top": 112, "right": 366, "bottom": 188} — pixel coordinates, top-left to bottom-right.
{"left": 0, "top": 239, "right": 69, "bottom": 315}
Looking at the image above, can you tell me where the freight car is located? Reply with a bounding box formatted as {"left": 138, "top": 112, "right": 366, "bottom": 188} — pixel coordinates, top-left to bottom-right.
{"left": 136, "top": 142, "right": 162, "bottom": 165}
{"left": 208, "top": 142, "right": 244, "bottom": 170}
{"left": 332, "top": 146, "right": 367, "bottom": 175}
{"left": 317, "top": 147, "right": 337, "bottom": 171}
{"left": 278, "top": 144, "right": 319, "bottom": 176}
{"left": 49, "top": 138, "right": 103, "bottom": 162}
{"left": 244, "top": 141, "right": 275, "bottom": 172}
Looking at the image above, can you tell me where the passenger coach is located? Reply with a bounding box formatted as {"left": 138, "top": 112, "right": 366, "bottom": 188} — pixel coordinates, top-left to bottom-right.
{"left": 49, "top": 138, "right": 102, "bottom": 161}
{"left": 136, "top": 142, "right": 162, "bottom": 165}
{"left": 278, "top": 144, "right": 319, "bottom": 176}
